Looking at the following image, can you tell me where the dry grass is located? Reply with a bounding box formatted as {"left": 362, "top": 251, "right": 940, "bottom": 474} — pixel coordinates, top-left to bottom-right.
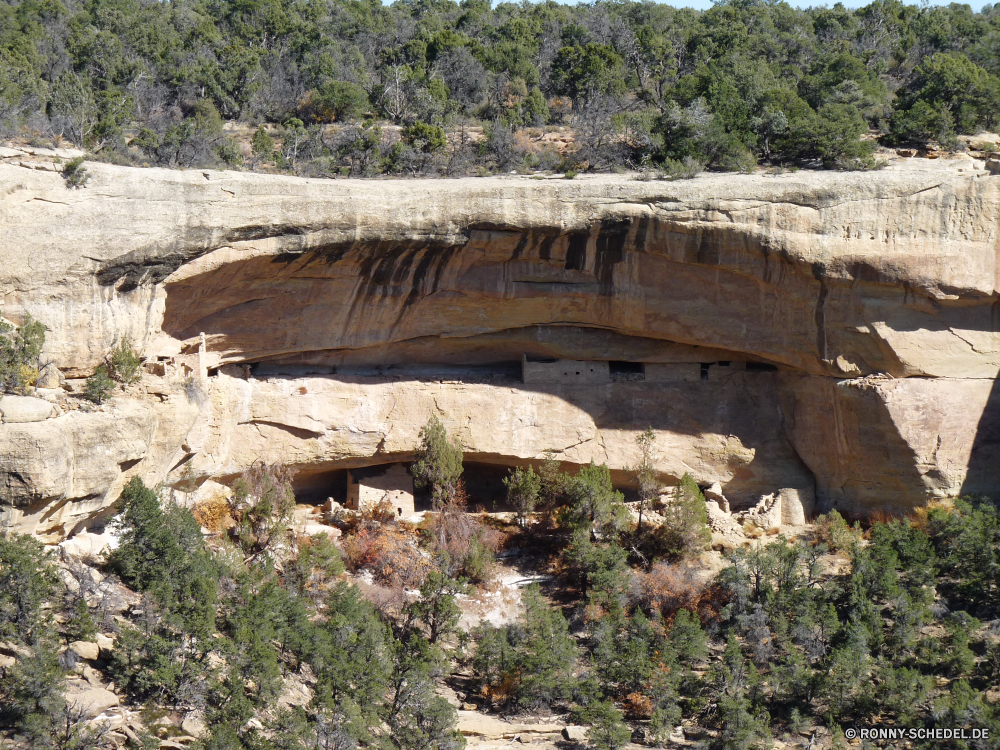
{"left": 192, "top": 495, "right": 232, "bottom": 532}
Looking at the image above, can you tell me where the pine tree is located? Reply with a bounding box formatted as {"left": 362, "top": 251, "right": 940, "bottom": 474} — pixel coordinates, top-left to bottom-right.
{"left": 411, "top": 415, "right": 464, "bottom": 510}
{"left": 473, "top": 585, "right": 577, "bottom": 709}
{"left": 710, "top": 635, "right": 771, "bottom": 750}
{"left": 504, "top": 465, "right": 541, "bottom": 527}
{"left": 537, "top": 449, "right": 566, "bottom": 510}
{"left": 655, "top": 473, "right": 709, "bottom": 559}
{"left": 407, "top": 571, "right": 468, "bottom": 644}
{"left": 583, "top": 700, "right": 631, "bottom": 750}
{"left": 630, "top": 427, "right": 659, "bottom": 535}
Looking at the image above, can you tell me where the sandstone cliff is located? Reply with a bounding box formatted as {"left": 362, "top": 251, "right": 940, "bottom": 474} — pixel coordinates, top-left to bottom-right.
{"left": 1, "top": 152, "right": 998, "bottom": 536}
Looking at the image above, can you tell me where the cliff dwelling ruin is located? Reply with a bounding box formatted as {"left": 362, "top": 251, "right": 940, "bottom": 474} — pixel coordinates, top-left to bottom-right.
{"left": 346, "top": 464, "right": 416, "bottom": 518}
{"left": 2, "top": 160, "right": 1000, "bottom": 539}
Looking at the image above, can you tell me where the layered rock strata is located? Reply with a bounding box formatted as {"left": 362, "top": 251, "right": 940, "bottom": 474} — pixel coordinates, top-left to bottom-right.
{"left": 1, "top": 154, "right": 998, "bottom": 535}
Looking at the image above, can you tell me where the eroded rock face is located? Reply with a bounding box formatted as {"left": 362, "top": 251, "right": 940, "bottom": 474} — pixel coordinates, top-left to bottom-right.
{"left": 0, "top": 401, "right": 154, "bottom": 540}
{"left": 1, "top": 156, "right": 998, "bottom": 535}
{"left": 178, "top": 366, "right": 813, "bottom": 508}
{"left": 780, "top": 373, "right": 1000, "bottom": 514}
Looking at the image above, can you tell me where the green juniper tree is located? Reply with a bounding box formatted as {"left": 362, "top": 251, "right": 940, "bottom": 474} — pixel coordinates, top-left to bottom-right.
{"left": 473, "top": 585, "right": 578, "bottom": 710}
{"left": 411, "top": 415, "right": 464, "bottom": 511}
{"left": 630, "top": 427, "right": 659, "bottom": 536}
{"left": 654, "top": 474, "right": 709, "bottom": 560}
{"left": 504, "top": 465, "right": 541, "bottom": 528}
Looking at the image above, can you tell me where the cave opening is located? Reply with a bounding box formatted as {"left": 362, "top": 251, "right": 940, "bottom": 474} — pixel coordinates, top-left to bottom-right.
{"left": 289, "top": 459, "right": 638, "bottom": 512}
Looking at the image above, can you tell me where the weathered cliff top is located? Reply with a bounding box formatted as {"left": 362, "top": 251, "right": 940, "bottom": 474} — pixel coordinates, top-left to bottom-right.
{"left": 2, "top": 155, "right": 997, "bottom": 298}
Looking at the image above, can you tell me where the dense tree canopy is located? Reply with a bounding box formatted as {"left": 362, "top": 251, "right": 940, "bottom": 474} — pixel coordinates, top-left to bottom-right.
{"left": 2, "top": 0, "right": 999, "bottom": 173}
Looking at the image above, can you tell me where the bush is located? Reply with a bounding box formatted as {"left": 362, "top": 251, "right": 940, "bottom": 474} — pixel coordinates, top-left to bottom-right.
{"left": 814, "top": 509, "right": 860, "bottom": 552}
{"left": 473, "top": 585, "right": 578, "bottom": 709}
{"left": 286, "top": 532, "right": 345, "bottom": 605}
{"left": 635, "top": 562, "right": 704, "bottom": 619}
{"left": 0, "top": 535, "right": 64, "bottom": 731}
{"left": 84, "top": 366, "right": 114, "bottom": 404}
{"left": 422, "top": 484, "right": 502, "bottom": 583}
{"left": 105, "top": 477, "right": 219, "bottom": 636}
{"left": 0, "top": 534, "right": 61, "bottom": 646}
{"left": 341, "top": 524, "right": 431, "bottom": 589}
{"left": 251, "top": 126, "right": 274, "bottom": 165}
{"left": 0, "top": 315, "right": 45, "bottom": 394}
{"left": 406, "top": 571, "right": 469, "bottom": 643}
{"left": 577, "top": 700, "right": 630, "bottom": 750}
{"left": 228, "top": 462, "right": 296, "bottom": 560}
{"left": 305, "top": 80, "right": 369, "bottom": 123}
{"left": 891, "top": 53, "right": 1000, "bottom": 140}
{"left": 661, "top": 156, "right": 704, "bottom": 180}
{"left": 106, "top": 337, "right": 142, "bottom": 385}
{"left": 504, "top": 465, "right": 541, "bottom": 527}
{"left": 62, "top": 156, "right": 89, "bottom": 188}
{"left": 402, "top": 122, "right": 447, "bottom": 154}
{"left": 785, "top": 103, "right": 874, "bottom": 168}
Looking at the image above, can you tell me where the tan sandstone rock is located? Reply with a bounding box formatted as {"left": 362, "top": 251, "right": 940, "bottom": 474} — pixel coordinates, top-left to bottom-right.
{"left": 68, "top": 641, "right": 100, "bottom": 661}
{"left": 0, "top": 395, "right": 55, "bottom": 423}
{"left": 0, "top": 400, "right": 155, "bottom": 539}
{"left": 1, "top": 157, "right": 1000, "bottom": 531}
{"left": 65, "top": 686, "right": 119, "bottom": 718}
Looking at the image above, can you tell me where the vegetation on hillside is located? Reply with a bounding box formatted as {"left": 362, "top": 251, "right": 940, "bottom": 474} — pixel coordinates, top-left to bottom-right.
{"left": 0, "top": 315, "right": 45, "bottom": 394}
{"left": 5, "top": 416, "right": 1000, "bottom": 749}
{"left": 3, "top": 0, "right": 1000, "bottom": 176}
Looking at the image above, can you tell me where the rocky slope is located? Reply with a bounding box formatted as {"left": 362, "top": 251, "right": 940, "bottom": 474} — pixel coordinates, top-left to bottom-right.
{"left": 2, "top": 150, "right": 998, "bottom": 537}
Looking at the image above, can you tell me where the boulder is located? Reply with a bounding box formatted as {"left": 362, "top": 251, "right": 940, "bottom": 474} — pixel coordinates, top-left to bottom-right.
{"left": 96, "top": 633, "right": 116, "bottom": 654}
{"left": 65, "top": 687, "right": 118, "bottom": 718}
{"left": 456, "top": 712, "right": 510, "bottom": 737}
{"left": 277, "top": 676, "right": 313, "bottom": 708}
{"left": 562, "top": 726, "right": 589, "bottom": 742}
{"left": 59, "top": 530, "right": 117, "bottom": 561}
{"left": 82, "top": 665, "right": 104, "bottom": 687}
{"left": 181, "top": 716, "right": 207, "bottom": 739}
{"left": 36, "top": 363, "right": 63, "bottom": 389}
{"left": 299, "top": 522, "right": 341, "bottom": 540}
{"left": 0, "top": 395, "right": 55, "bottom": 423}
{"left": 455, "top": 712, "right": 561, "bottom": 738}
{"left": 69, "top": 641, "right": 100, "bottom": 661}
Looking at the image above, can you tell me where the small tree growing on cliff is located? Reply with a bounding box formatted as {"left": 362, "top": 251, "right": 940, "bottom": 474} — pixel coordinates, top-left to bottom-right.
{"left": 0, "top": 315, "right": 46, "bottom": 394}
{"left": 630, "top": 427, "right": 660, "bottom": 536}
{"left": 504, "top": 466, "right": 541, "bottom": 527}
{"left": 106, "top": 338, "right": 143, "bottom": 386}
{"left": 84, "top": 366, "right": 114, "bottom": 404}
{"left": 411, "top": 415, "right": 464, "bottom": 510}
{"left": 653, "top": 473, "right": 710, "bottom": 560}
{"left": 228, "top": 462, "right": 297, "bottom": 562}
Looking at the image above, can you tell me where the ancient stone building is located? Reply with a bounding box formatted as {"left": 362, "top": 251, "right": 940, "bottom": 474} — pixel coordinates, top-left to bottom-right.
{"left": 522, "top": 355, "right": 610, "bottom": 384}
{"left": 346, "top": 464, "right": 415, "bottom": 517}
